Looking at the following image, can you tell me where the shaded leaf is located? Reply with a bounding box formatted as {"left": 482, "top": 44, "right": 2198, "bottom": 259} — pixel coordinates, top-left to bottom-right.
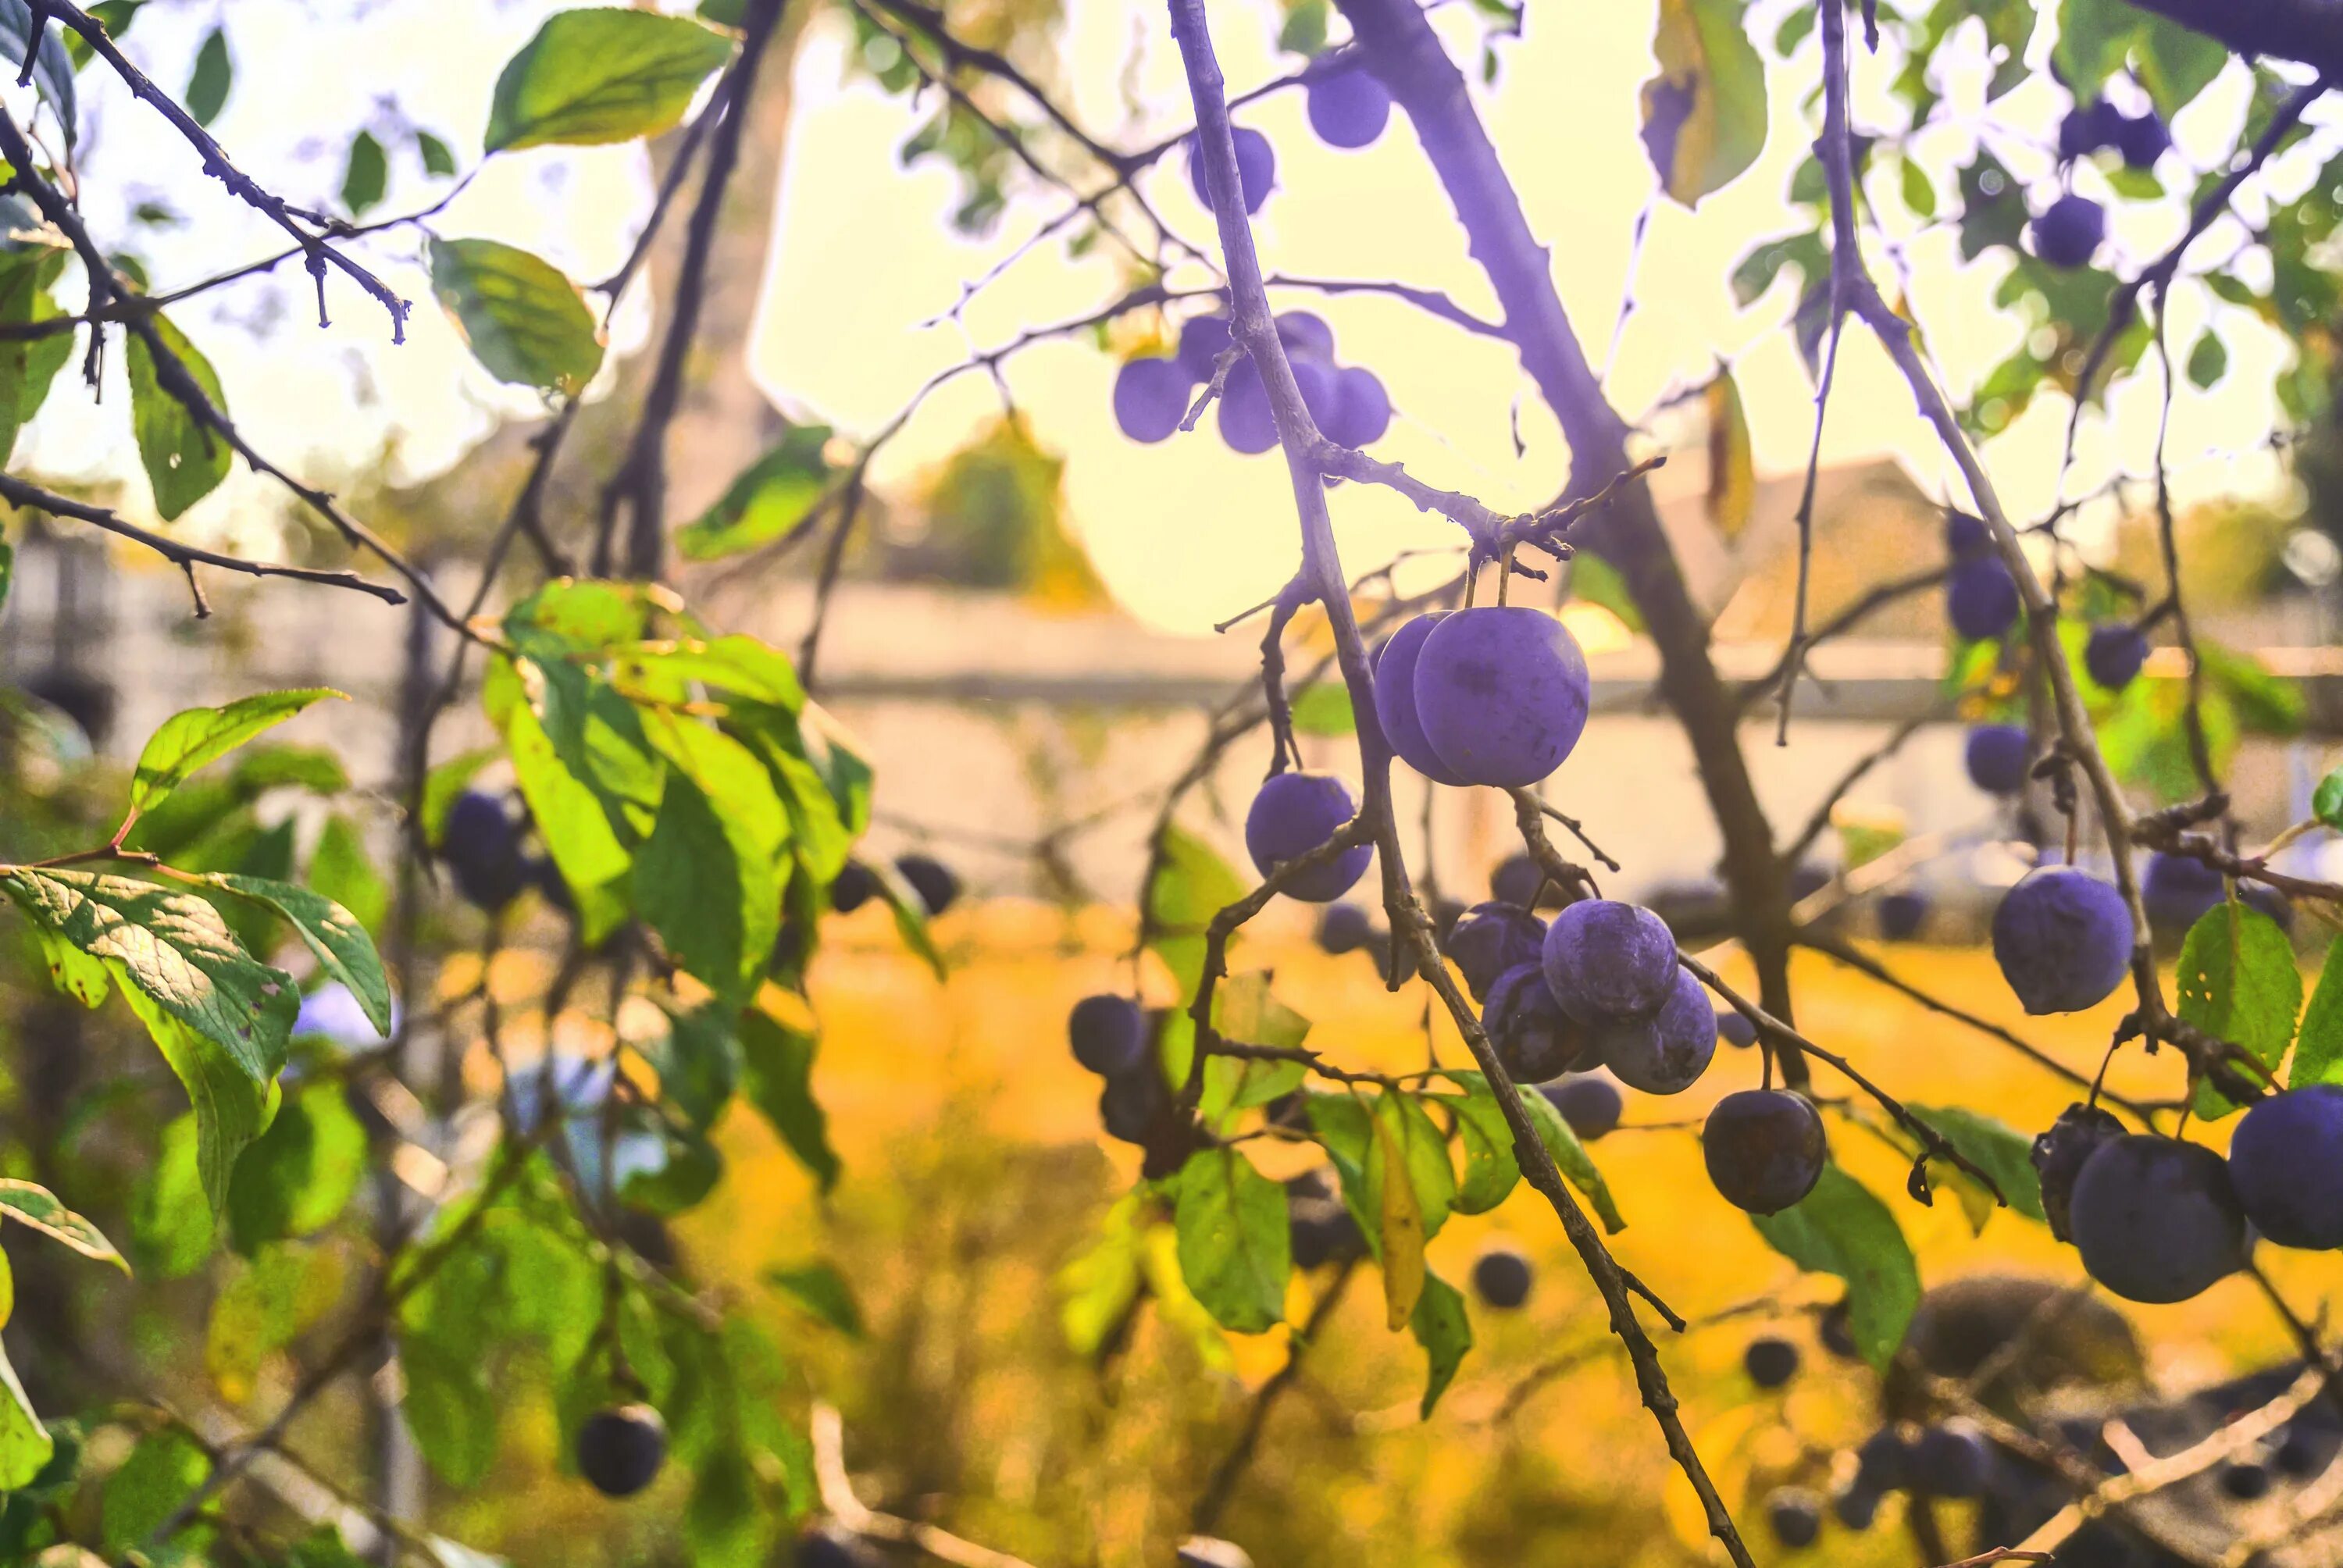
{"left": 2179, "top": 900, "right": 2301, "bottom": 1117}
{"left": 1409, "top": 1270, "right": 1471, "bottom": 1418}
{"left": 2294, "top": 937, "right": 2343, "bottom": 1089}
{"left": 1172, "top": 1146, "right": 1289, "bottom": 1334}
{"left": 765, "top": 1262, "right": 863, "bottom": 1337}
{"left": 675, "top": 426, "right": 835, "bottom": 561}
{"left": 184, "top": 27, "right": 229, "bottom": 125}
{"left": 126, "top": 312, "right": 230, "bottom": 520}
{"left": 739, "top": 1007, "right": 839, "bottom": 1191}
{"left": 209, "top": 873, "right": 390, "bottom": 1035}
{"left": 225, "top": 1084, "right": 365, "bottom": 1253}
{"left": 429, "top": 237, "right": 603, "bottom": 396}
{"left": 1753, "top": 1164, "right": 1918, "bottom": 1371}
{"left": 341, "top": 129, "right": 387, "bottom": 216}
{"left": 1704, "top": 368, "right": 1754, "bottom": 540}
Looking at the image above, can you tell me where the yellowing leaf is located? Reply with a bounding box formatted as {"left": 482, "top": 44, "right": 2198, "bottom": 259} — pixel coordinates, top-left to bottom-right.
{"left": 1640, "top": 0, "right": 1767, "bottom": 207}
{"left": 1704, "top": 367, "right": 1755, "bottom": 540}
{"left": 1374, "top": 1108, "right": 1426, "bottom": 1329}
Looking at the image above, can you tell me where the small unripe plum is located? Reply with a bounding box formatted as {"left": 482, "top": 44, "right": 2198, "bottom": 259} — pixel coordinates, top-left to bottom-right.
{"left": 1946, "top": 558, "right": 2020, "bottom": 640}
{"left": 1186, "top": 127, "right": 1275, "bottom": 214}
{"left": 1482, "top": 963, "right": 1585, "bottom": 1083}
{"left": 1992, "top": 867, "right": 2132, "bottom": 1014}
{"left": 896, "top": 853, "right": 961, "bottom": 915}
{"left": 1372, "top": 613, "right": 1471, "bottom": 786}
{"left": 2030, "top": 1101, "right": 2125, "bottom": 1244}
{"left": 441, "top": 789, "right": 528, "bottom": 911}
{"left": 2141, "top": 850, "right": 2224, "bottom": 939}
{"left": 1244, "top": 771, "right": 1371, "bottom": 902}
{"left": 1099, "top": 1062, "right": 1168, "bottom": 1146}
{"left": 1445, "top": 900, "right": 1548, "bottom": 1000}
{"left": 2032, "top": 192, "right": 2106, "bottom": 269}
{"left": 1831, "top": 1484, "right": 1881, "bottom": 1531}
{"left": 1317, "top": 901, "right": 1373, "bottom": 955}
{"left": 1304, "top": 62, "right": 1391, "bottom": 148}
{"left": 1743, "top": 1336, "right": 1800, "bottom": 1388}
{"left": 1716, "top": 1008, "right": 1758, "bottom": 1049}
{"left": 1765, "top": 1488, "right": 1822, "bottom": 1549}
{"left": 1113, "top": 356, "right": 1190, "bottom": 443}
{"left": 1322, "top": 365, "right": 1392, "bottom": 447}
{"left": 1910, "top": 1420, "right": 1992, "bottom": 1499}
{"left": 1542, "top": 899, "right": 1678, "bottom": 1023}
{"left": 1592, "top": 967, "right": 1715, "bottom": 1095}
{"left": 1413, "top": 606, "right": 1591, "bottom": 787}
{"left": 1542, "top": 1075, "right": 1622, "bottom": 1140}
{"left": 1471, "top": 1245, "right": 1532, "bottom": 1308}
{"left": 1068, "top": 994, "right": 1147, "bottom": 1077}
{"left": 1877, "top": 889, "right": 1928, "bottom": 941}
{"left": 1703, "top": 1089, "right": 1827, "bottom": 1214}
{"left": 829, "top": 861, "right": 878, "bottom": 914}
{"left": 1177, "top": 314, "right": 1232, "bottom": 380}
{"left": 2084, "top": 623, "right": 2148, "bottom": 690}
{"left": 2115, "top": 110, "right": 2170, "bottom": 169}
{"left": 1945, "top": 508, "right": 1991, "bottom": 558}
{"left": 1274, "top": 311, "right": 1336, "bottom": 361}
{"left": 2068, "top": 1134, "right": 2245, "bottom": 1303}
{"left": 2227, "top": 1085, "right": 2343, "bottom": 1250}
{"left": 577, "top": 1404, "right": 668, "bottom": 1498}
{"left": 1964, "top": 723, "right": 2030, "bottom": 795}
{"left": 1286, "top": 1168, "right": 1363, "bottom": 1268}
{"left": 1176, "top": 1536, "right": 1254, "bottom": 1568}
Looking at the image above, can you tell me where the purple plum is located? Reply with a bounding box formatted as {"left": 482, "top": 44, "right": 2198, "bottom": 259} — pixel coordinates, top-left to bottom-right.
{"left": 1372, "top": 613, "right": 1469, "bottom": 786}
{"left": 1591, "top": 966, "right": 1716, "bottom": 1095}
{"left": 1244, "top": 771, "right": 1370, "bottom": 902}
{"left": 1413, "top": 606, "right": 1591, "bottom": 787}
{"left": 1304, "top": 62, "right": 1390, "bottom": 148}
{"left": 1542, "top": 899, "right": 1678, "bottom": 1023}
{"left": 1113, "top": 356, "right": 1189, "bottom": 444}
{"left": 1992, "top": 867, "right": 2133, "bottom": 1014}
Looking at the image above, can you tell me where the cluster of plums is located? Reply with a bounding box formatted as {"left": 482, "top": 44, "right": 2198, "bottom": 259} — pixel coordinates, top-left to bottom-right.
{"left": 1375, "top": 605, "right": 1593, "bottom": 789}
{"left": 1114, "top": 308, "right": 1393, "bottom": 451}
{"left": 2059, "top": 98, "right": 2168, "bottom": 170}
{"left": 1065, "top": 992, "right": 1175, "bottom": 1146}
{"left": 2030, "top": 1085, "right": 2343, "bottom": 1304}
{"left": 829, "top": 852, "right": 961, "bottom": 918}
{"left": 1942, "top": 511, "right": 2021, "bottom": 641}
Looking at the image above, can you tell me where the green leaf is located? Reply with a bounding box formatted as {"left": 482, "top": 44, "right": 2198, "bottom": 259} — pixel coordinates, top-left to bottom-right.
{"left": 1172, "top": 1146, "right": 1289, "bottom": 1335}
{"left": 494, "top": 667, "right": 632, "bottom": 925}
{"left": 100, "top": 1427, "right": 209, "bottom": 1553}
{"left": 1755, "top": 1165, "right": 1917, "bottom": 1370}
{"left": 765, "top": 1262, "right": 863, "bottom": 1337}
{"left": 341, "top": 128, "right": 387, "bottom": 216}
{"left": 633, "top": 768, "right": 780, "bottom": 1004}
{"left": 126, "top": 311, "right": 231, "bottom": 520}
{"left": 429, "top": 237, "right": 604, "bottom": 396}
{"left": 1372, "top": 1106, "right": 1427, "bottom": 1328}
{"left": 1906, "top": 1105, "right": 2046, "bottom": 1230}
{"left": 209, "top": 873, "right": 391, "bottom": 1035}
{"left": 1, "top": 868, "right": 297, "bottom": 1211}
{"left": 2316, "top": 770, "right": 2343, "bottom": 832}
{"left": 1409, "top": 1271, "right": 1472, "bottom": 1418}
{"left": 0, "top": 253, "right": 71, "bottom": 465}
{"left": 207, "top": 1238, "right": 344, "bottom": 1403}
{"left": 1435, "top": 1074, "right": 1521, "bottom": 1216}
{"left": 184, "top": 26, "right": 230, "bottom": 125}
{"left": 0, "top": 1178, "right": 127, "bottom": 1269}
{"left": 2134, "top": 16, "right": 2227, "bottom": 116}
{"left": 739, "top": 1007, "right": 839, "bottom": 1192}
{"left": 225, "top": 1084, "right": 365, "bottom": 1253}
{"left": 485, "top": 9, "right": 736, "bottom": 153}
{"left": 132, "top": 1113, "right": 215, "bottom": 1277}
{"left": 2052, "top": 0, "right": 2138, "bottom": 96}
{"left": 2, "top": 0, "right": 78, "bottom": 144}
{"left": 416, "top": 129, "right": 458, "bottom": 177}
{"left": 2179, "top": 900, "right": 2302, "bottom": 1117}
{"left": 1639, "top": 0, "right": 1767, "bottom": 207}
{"left": 1567, "top": 551, "right": 1646, "bottom": 635}
{"left": 1288, "top": 682, "right": 1355, "bottom": 737}
{"left": 676, "top": 426, "right": 835, "bottom": 561}
{"left": 2297, "top": 939, "right": 2343, "bottom": 1088}
{"left": 0, "top": 1338, "right": 49, "bottom": 1491}
{"left": 1520, "top": 1083, "right": 1626, "bottom": 1231}
{"left": 1056, "top": 1192, "right": 1147, "bottom": 1358}
{"left": 870, "top": 857, "right": 945, "bottom": 981}
{"left": 1899, "top": 154, "right": 1937, "bottom": 219}
{"left": 2186, "top": 326, "right": 2227, "bottom": 390}
{"left": 308, "top": 813, "right": 387, "bottom": 939}
{"left": 402, "top": 1337, "right": 497, "bottom": 1487}
{"left": 131, "top": 688, "right": 342, "bottom": 814}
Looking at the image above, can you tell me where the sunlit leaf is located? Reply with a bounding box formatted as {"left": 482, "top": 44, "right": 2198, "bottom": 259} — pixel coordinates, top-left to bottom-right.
{"left": 1639, "top": 0, "right": 1767, "bottom": 206}
{"left": 485, "top": 9, "right": 735, "bottom": 153}
{"left": 429, "top": 237, "right": 604, "bottom": 396}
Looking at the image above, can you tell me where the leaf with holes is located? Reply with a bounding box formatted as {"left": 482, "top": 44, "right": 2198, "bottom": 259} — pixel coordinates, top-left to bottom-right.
{"left": 485, "top": 9, "right": 735, "bottom": 153}
{"left": 2179, "top": 900, "right": 2301, "bottom": 1118}
{"left": 132, "top": 689, "right": 343, "bottom": 815}
{"left": 429, "top": 237, "right": 604, "bottom": 396}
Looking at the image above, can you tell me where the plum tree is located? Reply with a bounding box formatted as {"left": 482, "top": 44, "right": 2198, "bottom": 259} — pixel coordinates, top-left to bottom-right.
{"left": 2032, "top": 192, "right": 2107, "bottom": 268}
{"left": 1944, "top": 508, "right": 1991, "bottom": 558}
{"left": 1542, "top": 1076, "right": 1622, "bottom": 1141}
{"left": 1443, "top": 900, "right": 1547, "bottom": 1000}
{"left": 1244, "top": 771, "right": 1371, "bottom": 900}
{"left": 2057, "top": 98, "right": 2127, "bottom": 159}
{"left": 1854, "top": 1429, "right": 1910, "bottom": 1495}
{"left": 1482, "top": 962, "right": 1586, "bottom": 1082}
{"left": 1371, "top": 613, "right": 1470, "bottom": 785}
{"left": 1113, "top": 355, "right": 1192, "bottom": 443}
{"left": 1099, "top": 1062, "right": 1171, "bottom": 1146}
{"left": 1542, "top": 900, "right": 1678, "bottom": 1023}
{"left": 1703, "top": 1090, "right": 1827, "bottom": 1214}
{"left": 796, "top": 1525, "right": 886, "bottom": 1568}
{"left": 1068, "top": 994, "right": 1147, "bottom": 1076}
{"left": 1992, "top": 868, "right": 2134, "bottom": 1014}
{"left": 2226, "top": 1086, "right": 2343, "bottom": 1250}
{"left": 1963, "top": 723, "right": 2031, "bottom": 795}
{"left": 1303, "top": 60, "right": 1390, "bottom": 148}
{"left": 1764, "top": 1489, "right": 1821, "bottom": 1548}
{"left": 1411, "top": 606, "right": 1591, "bottom": 786}
{"left": 1742, "top": 1337, "right": 1799, "bottom": 1388}
{"left": 1316, "top": 901, "right": 1374, "bottom": 955}
{"left": 1910, "top": 1421, "right": 1992, "bottom": 1499}
{"left": 1218, "top": 361, "right": 1281, "bottom": 454}
{"left": 1185, "top": 124, "right": 1275, "bottom": 212}
{"left": 440, "top": 789, "right": 529, "bottom": 911}
{"left": 2067, "top": 1135, "right": 2247, "bottom": 1303}
{"left": 1471, "top": 1245, "right": 1532, "bottom": 1309}
{"left": 896, "top": 853, "right": 962, "bottom": 916}
{"left": 2029, "top": 1102, "right": 2127, "bottom": 1243}
{"left": 1831, "top": 1484, "right": 1880, "bottom": 1531}
{"left": 2221, "top": 1460, "right": 2273, "bottom": 1501}
{"left": 1592, "top": 967, "right": 1716, "bottom": 1095}
{"left": 2084, "top": 623, "right": 2148, "bottom": 690}
{"left": 1946, "top": 558, "right": 2020, "bottom": 640}
{"left": 576, "top": 1405, "right": 669, "bottom": 1499}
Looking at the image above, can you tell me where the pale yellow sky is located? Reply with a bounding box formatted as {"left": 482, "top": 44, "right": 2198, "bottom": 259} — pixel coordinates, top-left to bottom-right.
{"left": 11, "top": 1, "right": 2317, "bottom": 636}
